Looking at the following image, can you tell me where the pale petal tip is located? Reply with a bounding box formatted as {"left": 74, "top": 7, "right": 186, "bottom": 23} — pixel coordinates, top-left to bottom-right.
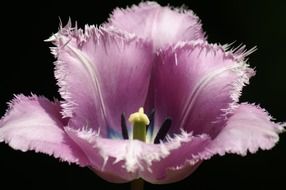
{"left": 105, "top": 1, "right": 205, "bottom": 49}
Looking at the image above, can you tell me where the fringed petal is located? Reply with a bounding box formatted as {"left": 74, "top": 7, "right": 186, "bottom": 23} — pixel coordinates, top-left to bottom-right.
{"left": 0, "top": 94, "right": 89, "bottom": 166}
{"left": 48, "top": 23, "right": 153, "bottom": 137}
{"left": 151, "top": 41, "right": 255, "bottom": 138}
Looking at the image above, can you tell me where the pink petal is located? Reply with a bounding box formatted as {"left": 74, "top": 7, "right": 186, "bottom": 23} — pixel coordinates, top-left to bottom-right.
{"left": 106, "top": 2, "right": 205, "bottom": 49}
{"left": 151, "top": 42, "right": 255, "bottom": 138}
{"left": 205, "top": 104, "right": 285, "bottom": 156}
{"left": 48, "top": 24, "right": 153, "bottom": 137}
{"left": 0, "top": 94, "right": 89, "bottom": 166}
{"left": 65, "top": 127, "right": 210, "bottom": 184}
{"left": 141, "top": 132, "right": 211, "bottom": 184}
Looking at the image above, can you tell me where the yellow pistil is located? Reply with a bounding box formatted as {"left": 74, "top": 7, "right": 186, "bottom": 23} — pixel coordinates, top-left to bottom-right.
{"left": 129, "top": 107, "right": 149, "bottom": 189}
{"left": 128, "top": 107, "right": 150, "bottom": 142}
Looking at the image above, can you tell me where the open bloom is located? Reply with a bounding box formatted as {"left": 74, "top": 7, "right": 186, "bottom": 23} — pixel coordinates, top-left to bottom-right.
{"left": 0, "top": 2, "right": 285, "bottom": 184}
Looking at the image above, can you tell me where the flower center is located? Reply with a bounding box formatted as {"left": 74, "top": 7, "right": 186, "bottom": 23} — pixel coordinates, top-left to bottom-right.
{"left": 128, "top": 107, "right": 150, "bottom": 142}
{"left": 120, "top": 107, "right": 173, "bottom": 144}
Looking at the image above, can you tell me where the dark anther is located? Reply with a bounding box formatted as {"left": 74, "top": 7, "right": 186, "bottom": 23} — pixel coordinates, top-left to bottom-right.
{"left": 121, "top": 113, "right": 129, "bottom": 140}
{"left": 146, "top": 109, "right": 155, "bottom": 133}
{"left": 154, "top": 118, "right": 172, "bottom": 144}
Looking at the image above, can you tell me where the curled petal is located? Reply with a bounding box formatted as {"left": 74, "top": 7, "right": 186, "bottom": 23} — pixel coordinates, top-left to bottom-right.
{"left": 49, "top": 24, "right": 153, "bottom": 137}
{"left": 65, "top": 127, "right": 210, "bottom": 184}
{"left": 0, "top": 94, "right": 89, "bottom": 166}
{"left": 204, "top": 104, "right": 285, "bottom": 157}
{"left": 106, "top": 1, "right": 205, "bottom": 49}
{"left": 151, "top": 42, "right": 255, "bottom": 138}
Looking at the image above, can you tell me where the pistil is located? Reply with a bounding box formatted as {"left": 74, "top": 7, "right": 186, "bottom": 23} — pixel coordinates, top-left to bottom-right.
{"left": 129, "top": 107, "right": 150, "bottom": 142}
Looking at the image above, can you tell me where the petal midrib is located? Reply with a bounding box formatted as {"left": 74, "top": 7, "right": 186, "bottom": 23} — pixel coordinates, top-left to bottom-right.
{"left": 67, "top": 45, "right": 108, "bottom": 123}
{"left": 179, "top": 63, "right": 242, "bottom": 131}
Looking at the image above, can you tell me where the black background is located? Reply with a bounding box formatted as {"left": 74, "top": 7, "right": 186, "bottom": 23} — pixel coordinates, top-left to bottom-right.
{"left": 0, "top": 0, "right": 285, "bottom": 189}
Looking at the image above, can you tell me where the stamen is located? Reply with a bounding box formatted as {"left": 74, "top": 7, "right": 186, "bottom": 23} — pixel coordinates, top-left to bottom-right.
{"left": 129, "top": 107, "right": 150, "bottom": 142}
{"left": 154, "top": 118, "right": 172, "bottom": 144}
{"left": 121, "top": 113, "right": 129, "bottom": 140}
{"left": 146, "top": 109, "right": 155, "bottom": 133}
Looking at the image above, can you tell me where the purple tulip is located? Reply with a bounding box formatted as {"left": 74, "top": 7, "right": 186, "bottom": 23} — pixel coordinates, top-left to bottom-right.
{"left": 0, "top": 1, "right": 284, "bottom": 186}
